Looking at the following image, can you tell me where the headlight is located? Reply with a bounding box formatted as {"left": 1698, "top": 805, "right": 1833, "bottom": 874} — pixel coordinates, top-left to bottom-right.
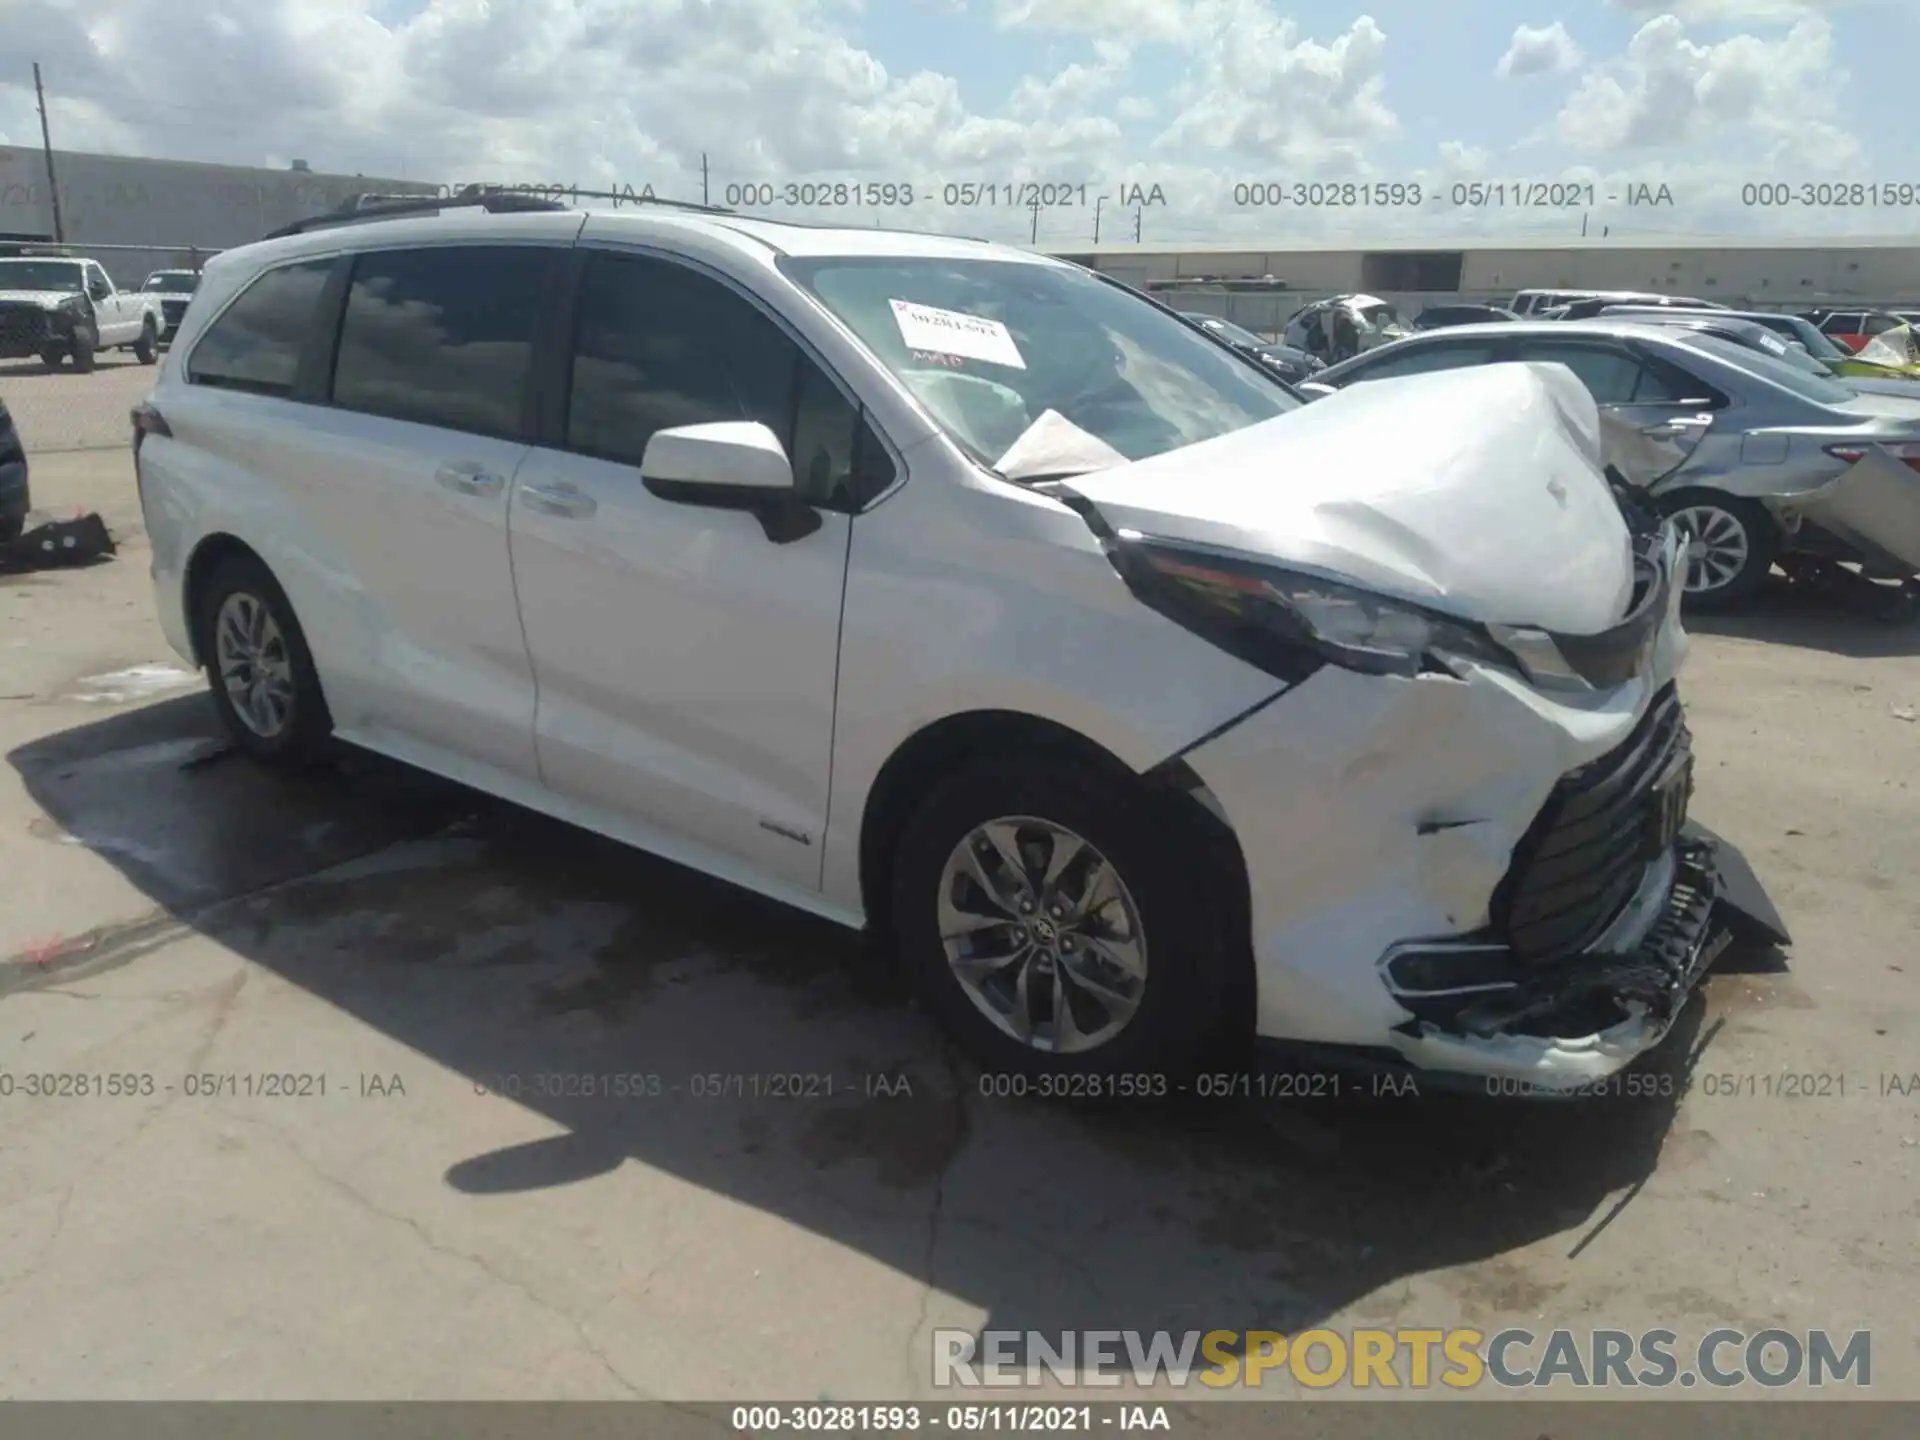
{"left": 1110, "top": 534, "right": 1517, "bottom": 680}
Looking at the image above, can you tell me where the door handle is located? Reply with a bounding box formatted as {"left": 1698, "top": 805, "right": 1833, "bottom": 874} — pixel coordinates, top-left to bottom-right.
{"left": 519, "top": 483, "right": 597, "bottom": 518}
{"left": 435, "top": 463, "right": 505, "bottom": 497}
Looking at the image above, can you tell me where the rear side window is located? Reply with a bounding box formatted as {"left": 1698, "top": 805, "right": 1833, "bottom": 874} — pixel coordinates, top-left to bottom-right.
{"left": 1510, "top": 341, "right": 1643, "bottom": 403}
{"left": 330, "top": 246, "right": 550, "bottom": 438}
{"left": 1820, "top": 312, "right": 1863, "bottom": 334}
{"left": 565, "top": 250, "right": 894, "bottom": 511}
{"left": 186, "top": 259, "right": 334, "bottom": 397}
{"left": 1863, "top": 314, "right": 1899, "bottom": 335}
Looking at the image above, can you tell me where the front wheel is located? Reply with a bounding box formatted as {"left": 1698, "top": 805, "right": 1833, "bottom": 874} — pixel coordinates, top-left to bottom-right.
{"left": 133, "top": 317, "right": 157, "bottom": 364}
{"left": 192, "top": 554, "right": 334, "bottom": 768}
{"left": 890, "top": 755, "right": 1234, "bottom": 1081}
{"left": 70, "top": 326, "right": 97, "bottom": 374}
{"left": 1658, "top": 489, "right": 1778, "bottom": 610}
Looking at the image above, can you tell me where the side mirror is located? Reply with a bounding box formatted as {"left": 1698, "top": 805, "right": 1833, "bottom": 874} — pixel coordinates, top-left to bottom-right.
{"left": 1295, "top": 381, "right": 1338, "bottom": 401}
{"left": 640, "top": 420, "right": 820, "bottom": 544}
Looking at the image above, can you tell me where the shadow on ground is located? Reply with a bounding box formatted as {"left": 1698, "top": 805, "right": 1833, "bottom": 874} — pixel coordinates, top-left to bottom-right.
{"left": 8, "top": 691, "right": 1743, "bottom": 1349}
{"left": 1683, "top": 573, "right": 1919, "bottom": 660}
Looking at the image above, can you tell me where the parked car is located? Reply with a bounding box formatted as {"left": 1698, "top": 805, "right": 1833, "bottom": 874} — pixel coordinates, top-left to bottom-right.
{"left": 1514, "top": 289, "right": 1721, "bottom": 318}
{"left": 1413, "top": 303, "right": 1517, "bottom": 330}
{"left": 0, "top": 392, "right": 26, "bottom": 542}
{"left": 1280, "top": 294, "right": 1410, "bottom": 364}
{"left": 1550, "top": 293, "right": 1725, "bottom": 321}
{"left": 1510, "top": 290, "right": 1589, "bottom": 316}
{"left": 132, "top": 193, "right": 1785, "bottom": 1093}
{"left": 1304, "top": 319, "right": 1920, "bottom": 609}
{"left": 1178, "top": 311, "right": 1323, "bottom": 383}
{"left": 141, "top": 268, "right": 203, "bottom": 342}
{"left": 1613, "top": 310, "right": 1920, "bottom": 398}
{"left": 1598, "top": 305, "right": 1920, "bottom": 379}
{"left": 0, "top": 255, "right": 165, "bottom": 371}
{"left": 1808, "top": 309, "right": 1906, "bottom": 354}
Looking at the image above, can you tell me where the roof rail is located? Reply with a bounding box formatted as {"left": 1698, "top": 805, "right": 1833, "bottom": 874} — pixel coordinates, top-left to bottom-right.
{"left": 259, "top": 187, "right": 567, "bottom": 241}
{"left": 544, "top": 186, "right": 735, "bottom": 216}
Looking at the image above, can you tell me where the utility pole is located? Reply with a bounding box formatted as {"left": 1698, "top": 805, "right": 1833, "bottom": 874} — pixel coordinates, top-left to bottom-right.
{"left": 1093, "top": 195, "right": 1104, "bottom": 243}
{"left": 1028, "top": 196, "right": 1041, "bottom": 245}
{"left": 701, "top": 153, "right": 709, "bottom": 206}
{"left": 1132, "top": 203, "right": 1142, "bottom": 243}
{"left": 33, "top": 63, "right": 66, "bottom": 242}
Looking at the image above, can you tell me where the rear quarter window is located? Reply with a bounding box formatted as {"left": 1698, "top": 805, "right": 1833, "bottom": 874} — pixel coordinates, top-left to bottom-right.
{"left": 185, "top": 259, "right": 335, "bottom": 397}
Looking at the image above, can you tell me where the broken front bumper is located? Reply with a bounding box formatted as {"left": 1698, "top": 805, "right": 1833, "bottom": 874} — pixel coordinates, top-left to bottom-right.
{"left": 1183, "top": 638, "right": 1786, "bottom": 1094}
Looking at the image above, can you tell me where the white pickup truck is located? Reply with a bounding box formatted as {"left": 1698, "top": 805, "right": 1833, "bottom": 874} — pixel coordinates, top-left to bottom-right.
{"left": 0, "top": 254, "right": 165, "bottom": 372}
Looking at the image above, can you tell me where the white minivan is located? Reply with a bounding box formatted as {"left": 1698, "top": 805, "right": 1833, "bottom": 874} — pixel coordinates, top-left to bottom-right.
{"left": 132, "top": 194, "right": 1786, "bottom": 1093}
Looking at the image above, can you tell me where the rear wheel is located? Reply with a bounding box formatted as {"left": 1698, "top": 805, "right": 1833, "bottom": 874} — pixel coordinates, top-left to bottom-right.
{"left": 133, "top": 317, "right": 157, "bottom": 364}
{"left": 1659, "top": 489, "right": 1777, "bottom": 610}
{"left": 192, "top": 554, "right": 334, "bottom": 768}
{"left": 890, "top": 755, "right": 1234, "bottom": 1081}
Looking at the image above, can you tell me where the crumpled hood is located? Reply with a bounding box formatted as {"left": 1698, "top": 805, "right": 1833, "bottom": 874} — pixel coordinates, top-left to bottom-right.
{"left": 1064, "top": 362, "right": 1635, "bottom": 634}
{"left": 0, "top": 289, "right": 77, "bottom": 307}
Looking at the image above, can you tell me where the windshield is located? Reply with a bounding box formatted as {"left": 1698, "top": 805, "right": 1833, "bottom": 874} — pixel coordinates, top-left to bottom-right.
{"left": 1190, "top": 315, "right": 1268, "bottom": 348}
{"left": 779, "top": 256, "right": 1300, "bottom": 473}
{"left": 145, "top": 272, "right": 200, "bottom": 292}
{"left": 1677, "top": 333, "right": 1859, "bottom": 405}
{"left": 0, "top": 260, "right": 86, "bottom": 292}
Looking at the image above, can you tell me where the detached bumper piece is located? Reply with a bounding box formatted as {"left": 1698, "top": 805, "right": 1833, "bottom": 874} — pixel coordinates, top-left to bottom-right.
{"left": 1386, "top": 837, "right": 1721, "bottom": 1045}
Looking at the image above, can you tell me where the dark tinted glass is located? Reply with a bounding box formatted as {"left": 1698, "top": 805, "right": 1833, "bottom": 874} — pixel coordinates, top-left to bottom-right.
{"left": 1510, "top": 341, "right": 1641, "bottom": 403}
{"left": 331, "top": 246, "right": 548, "bottom": 437}
{"left": 1352, "top": 341, "right": 1496, "bottom": 379}
{"left": 566, "top": 251, "right": 892, "bottom": 510}
{"left": 186, "top": 258, "right": 334, "bottom": 396}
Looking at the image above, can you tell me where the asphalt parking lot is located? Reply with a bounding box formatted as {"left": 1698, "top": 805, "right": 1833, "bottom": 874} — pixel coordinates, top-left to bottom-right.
{"left": 1, "top": 366, "right": 1917, "bottom": 1403}
{"left": 1, "top": 352, "right": 159, "bottom": 453}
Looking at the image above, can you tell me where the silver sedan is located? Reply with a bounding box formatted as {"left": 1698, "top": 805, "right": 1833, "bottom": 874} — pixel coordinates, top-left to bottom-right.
{"left": 1304, "top": 319, "right": 1920, "bottom": 609}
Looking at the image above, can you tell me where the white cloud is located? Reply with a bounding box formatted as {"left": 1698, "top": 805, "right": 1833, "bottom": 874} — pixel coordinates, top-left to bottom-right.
{"left": 0, "top": 0, "right": 1892, "bottom": 248}
{"left": 1497, "top": 21, "right": 1583, "bottom": 77}
{"left": 1553, "top": 15, "right": 1855, "bottom": 161}
{"left": 996, "top": 0, "right": 1192, "bottom": 43}
{"left": 1154, "top": 6, "right": 1396, "bottom": 170}
{"left": 1608, "top": 0, "right": 1849, "bottom": 21}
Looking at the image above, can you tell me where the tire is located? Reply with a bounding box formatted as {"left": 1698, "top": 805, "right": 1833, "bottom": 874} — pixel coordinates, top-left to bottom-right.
{"left": 0, "top": 515, "right": 22, "bottom": 544}
{"left": 39, "top": 346, "right": 64, "bottom": 370}
{"left": 191, "top": 554, "right": 334, "bottom": 768}
{"left": 890, "top": 754, "right": 1235, "bottom": 1081}
{"left": 133, "top": 317, "right": 157, "bottom": 365}
{"left": 70, "top": 326, "right": 96, "bottom": 374}
{"left": 1658, "top": 489, "right": 1778, "bottom": 611}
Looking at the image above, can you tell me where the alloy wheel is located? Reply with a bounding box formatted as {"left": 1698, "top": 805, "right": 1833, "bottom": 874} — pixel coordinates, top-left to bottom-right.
{"left": 934, "top": 815, "right": 1148, "bottom": 1053}
{"left": 214, "top": 591, "right": 296, "bottom": 738}
{"left": 1669, "top": 503, "right": 1751, "bottom": 594}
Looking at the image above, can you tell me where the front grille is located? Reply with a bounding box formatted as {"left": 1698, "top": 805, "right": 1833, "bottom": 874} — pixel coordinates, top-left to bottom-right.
{"left": 161, "top": 299, "right": 188, "bottom": 326}
{"left": 0, "top": 302, "right": 50, "bottom": 349}
{"left": 1494, "top": 684, "right": 1692, "bottom": 962}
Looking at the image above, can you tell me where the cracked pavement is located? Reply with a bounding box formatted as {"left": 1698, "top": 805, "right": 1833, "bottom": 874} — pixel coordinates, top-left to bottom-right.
{"left": 0, "top": 441, "right": 1916, "bottom": 1400}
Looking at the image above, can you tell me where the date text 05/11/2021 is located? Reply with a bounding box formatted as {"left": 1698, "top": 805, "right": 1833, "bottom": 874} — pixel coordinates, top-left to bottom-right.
{"left": 1227, "top": 181, "right": 1678, "bottom": 209}
{"left": 719, "top": 182, "right": 1170, "bottom": 209}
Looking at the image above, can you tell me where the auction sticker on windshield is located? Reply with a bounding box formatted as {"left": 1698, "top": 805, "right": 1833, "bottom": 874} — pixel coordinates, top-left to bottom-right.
{"left": 890, "top": 298, "right": 1026, "bottom": 368}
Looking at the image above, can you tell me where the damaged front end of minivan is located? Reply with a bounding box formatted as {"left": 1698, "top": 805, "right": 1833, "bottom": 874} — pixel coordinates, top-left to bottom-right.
{"left": 1055, "top": 363, "right": 1790, "bottom": 1093}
